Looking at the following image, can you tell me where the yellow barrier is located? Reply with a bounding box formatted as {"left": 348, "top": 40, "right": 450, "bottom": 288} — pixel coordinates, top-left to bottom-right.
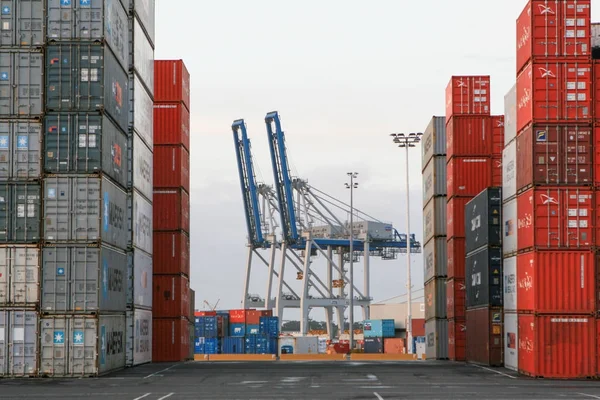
{"left": 350, "top": 353, "right": 419, "bottom": 361}
{"left": 193, "top": 354, "right": 210, "bottom": 361}
{"left": 279, "top": 354, "right": 347, "bottom": 361}
{"left": 207, "top": 354, "right": 276, "bottom": 361}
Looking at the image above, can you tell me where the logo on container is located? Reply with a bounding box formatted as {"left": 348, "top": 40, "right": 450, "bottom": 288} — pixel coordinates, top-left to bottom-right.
{"left": 505, "top": 273, "right": 516, "bottom": 294}
{"left": 111, "top": 143, "right": 122, "bottom": 168}
{"left": 456, "top": 79, "right": 467, "bottom": 88}
{"left": 537, "top": 4, "right": 555, "bottom": 15}
{"left": 540, "top": 194, "right": 559, "bottom": 205}
{"left": 518, "top": 274, "right": 533, "bottom": 292}
{"left": 517, "top": 26, "right": 531, "bottom": 51}
{"left": 112, "top": 81, "right": 123, "bottom": 108}
{"left": 518, "top": 88, "right": 532, "bottom": 111}
{"left": 506, "top": 332, "right": 516, "bottom": 349}
{"left": 517, "top": 214, "right": 532, "bottom": 230}
{"left": 519, "top": 337, "right": 534, "bottom": 353}
{"left": 538, "top": 68, "right": 556, "bottom": 78}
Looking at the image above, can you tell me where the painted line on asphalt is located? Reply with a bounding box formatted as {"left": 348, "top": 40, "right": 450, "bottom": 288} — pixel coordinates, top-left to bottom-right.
{"left": 157, "top": 394, "right": 175, "bottom": 400}
{"left": 578, "top": 393, "right": 600, "bottom": 399}
{"left": 471, "top": 364, "right": 517, "bottom": 379}
{"left": 132, "top": 394, "right": 151, "bottom": 400}
{"left": 143, "top": 364, "right": 179, "bottom": 379}
{"left": 374, "top": 392, "right": 384, "bottom": 400}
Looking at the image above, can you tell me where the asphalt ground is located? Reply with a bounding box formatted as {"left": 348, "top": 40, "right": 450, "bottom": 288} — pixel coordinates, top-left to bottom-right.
{"left": 2, "top": 361, "right": 600, "bottom": 399}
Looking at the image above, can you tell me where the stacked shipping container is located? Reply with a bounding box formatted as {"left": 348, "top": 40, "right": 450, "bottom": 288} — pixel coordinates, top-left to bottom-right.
{"left": 152, "top": 59, "right": 192, "bottom": 362}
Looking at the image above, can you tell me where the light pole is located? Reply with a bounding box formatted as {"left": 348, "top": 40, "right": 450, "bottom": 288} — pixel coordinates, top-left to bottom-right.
{"left": 345, "top": 172, "right": 358, "bottom": 351}
{"left": 390, "top": 132, "right": 422, "bottom": 354}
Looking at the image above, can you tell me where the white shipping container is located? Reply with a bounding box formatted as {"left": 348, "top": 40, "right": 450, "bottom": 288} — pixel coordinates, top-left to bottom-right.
{"left": 278, "top": 336, "right": 319, "bottom": 355}
{"left": 318, "top": 337, "right": 328, "bottom": 354}
{"left": 129, "top": 0, "right": 155, "bottom": 46}
{"left": 502, "top": 140, "right": 516, "bottom": 201}
{"left": 132, "top": 133, "right": 153, "bottom": 202}
{"left": 502, "top": 198, "right": 517, "bottom": 256}
{"left": 307, "top": 224, "right": 343, "bottom": 238}
{"left": 130, "top": 249, "right": 152, "bottom": 308}
{"left": 504, "top": 84, "right": 517, "bottom": 146}
{"left": 351, "top": 221, "right": 393, "bottom": 240}
{"left": 503, "top": 256, "right": 517, "bottom": 312}
{"left": 0, "top": 310, "right": 38, "bottom": 376}
{"left": 132, "top": 191, "right": 152, "bottom": 254}
{"left": 504, "top": 312, "right": 518, "bottom": 372}
{"left": 125, "top": 309, "right": 152, "bottom": 367}
{"left": 423, "top": 237, "right": 447, "bottom": 282}
{"left": 132, "top": 19, "right": 154, "bottom": 94}
{"left": 425, "top": 318, "right": 448, "bottom": 360}
{"left": 421, "top": 116, "right": 446, "bottom": 170}
{"left": 132, "top": 76, "right": 154, "bottom": 149}
{"left": 423, "top": 197, "right": 446, "bottom": 243}
{"left": 0, "top": 246, "right": 39, "bottom": 306}
{"left": 593, "top": 23, "right": 600, "bottom": 49}
{"left": 40, "top": 314, "right": 126, "bottom": 377}
{"left": 422, "top": 156, "right": 446, "bottom": 205}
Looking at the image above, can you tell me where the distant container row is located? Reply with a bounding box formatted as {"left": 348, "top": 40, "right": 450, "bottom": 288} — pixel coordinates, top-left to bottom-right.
{"left": 194, "top": 315, "right": 279, "bottom": 338}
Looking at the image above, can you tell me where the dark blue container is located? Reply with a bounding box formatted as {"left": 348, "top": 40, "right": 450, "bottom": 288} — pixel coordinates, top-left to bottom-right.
{"left": 194, "top": 337, "right": 204, "bottom": 354}
{"left": 204, "top": 338, "right": 220, "bottom": 354}
{"left": 194, "top": 317, "right": 205, "bottom": 338}
{"left": 256, "top": 336, "right": 278, "bottom": 355}
{"left": 229, "top": 323, "right": 245, "bottom": 337}
{"left": 245, "top": 335, "right": 257, "bottom": 354}
{"left": 203, "top": 316, "right": 218, "bottom": 338}
{"left": 222, "top": 337, "right": 245, "bottom": 354}
{"left": 246, "top": 324, "right": 260, "bottom": 335}
{"left": 259, "top": 316, "right": 279, "bottom": 338}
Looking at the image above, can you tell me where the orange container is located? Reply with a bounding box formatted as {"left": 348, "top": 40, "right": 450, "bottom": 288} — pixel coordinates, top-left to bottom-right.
{"left": 383, "top": 338, "right": 406, "bottom": 354}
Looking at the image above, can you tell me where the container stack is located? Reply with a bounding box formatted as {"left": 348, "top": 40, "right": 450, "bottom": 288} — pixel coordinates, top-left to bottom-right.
{"left": 444, "top": 75, "right": 504, "bottom": 361}
{"left": 126, "top": 0, "right": 155, "bottom": 369}
{"left": 152, "top": 59, "right": 192, "bottom": 362}
{"left": 464, "top": 188, "right": 503, "bottom": 367}
{"left": 362, "top": 319, "right": 397, "bottom": 354}
{"left": 421, "top": 116, "right": 449, "bottom": 360}
{"left": 511, "top": 0, "right": 596, "bottom": 379}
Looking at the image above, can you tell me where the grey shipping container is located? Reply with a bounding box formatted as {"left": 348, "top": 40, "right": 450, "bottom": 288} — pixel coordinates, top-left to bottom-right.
{"left": 130, "top": 76, "right": 154, "bottom": 148}
{"left": 0, "top": 246, "right": 39, "bottom": 306}
{"left": 425, "top": 318, "right": 448, "bottom": 360}
{"left": 465, "top": 187, "right": 502, "bottom": 255}
{"left": 0, "top": 182, "right": 41, "bottom": 243}
{"left": 41, "top": 245, "right": 128, "bottom": 313}
{"left": 129, "top": 0, "right": 155, "bottom": 47}
{"left": 43, "top": 175, "right": 128, "bottom": 249}
{"left": 421, "top": 116, "right": 445, "bottom": 171}
{"left": 0, "top": 0, "right": 44, "bottom": 48}
{"left": 423, "top": 196, "right": 446, "bottom": 244}
{"left": 131, "top": 190, "right": 152, "bottom": 254}
{"left": 47, "top": 0, "right": 129, "bottom": 71}
{"left": 0, "top": 310, "right": 38, "bottom": 376}
{"left": 423, "top": 237, "right": 447, "bottom": 282}
{"left": 0, "top": 49, "right": 43, "bottom": 117}
{"left": 125, "top": 308, "right": 152, "bottom": 367}
{"left": 424, "top": 277, "right": 446, "bottom": 320}
{"left": 44, "top": 113, "right": 128, "bottom": 188}
{"left": 128, "top": 248, "right": 152, "bottom": 308}
{"left": 131, "top": 19, "right": 154, "bottom": 95}
{"left": 130, "top": 132, "right": 152, "bottom": 200}
{"left": 422, "top": 155, "right": 446, "bottom": 205}
{"left": 40, "top": 314, "right": 126, "bottom": 377}
{"left": 504, "top": 84, "right": 517, "bottom": 146}
{"left": 466, "top": 246, "right": 503, "bottom": 309}
{"left": 0, "top": 120, "right": 41, "bottom": 180}
{"left": 45, "top": 44, "right": 129, "bottom": 133}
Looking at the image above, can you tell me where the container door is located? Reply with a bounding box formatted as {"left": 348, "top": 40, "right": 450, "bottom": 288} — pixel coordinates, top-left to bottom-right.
{"left": 9, "top": 310, "right": 38, "bottom": 376}
{"left": 11, "top": 246, "right": 40, "bottom": 305}
{"left": 0, "top": 311, "right": 6, "bottom": 374}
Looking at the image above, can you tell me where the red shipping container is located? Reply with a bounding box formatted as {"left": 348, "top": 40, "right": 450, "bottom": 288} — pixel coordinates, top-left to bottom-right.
{"left": 154, "top": 60, "right": 191, "bottom": 110}
{"left": 447, "top": 197, "right": 471, "bottom": 239}
{"left": 447, "top": 157, "right": 493, "bottom": 198}
{"left": 410, "top": 318, "right": 425, "bottom": 337}
{"left": 154, "top": 145, "right": 190, "bottom": 192}
{"left": 492, "top": 156, "right": 502, "bottom": 187}
{"left": 447, "top": 237, "right": 466, "bottom": 279}
{"left": 594, "top": 125, "right": 600, "bottom": 187}
{"left": 448, "top": 318, "right": 466, "bottom": 361}
{"left": 154, "top": 103, "right": 190, "bottom": 150}
{"left": 517, "top": 250, "right": 595, "bottom": 314}
{"left": 516, "top": 61, "right": 592, "bottom": 134}
{"left": 383, "top": 338, "right": 405, "bottom": 354}
{"left": 516, "top": 0, "right": 591, "bottom": 75}
{"left": 153, "top": 275, "right": 190, "bottom": 319}
{"left": 516, "top": 187, "right": 593, "bottom": 251}
{"left": 445, "top": 76, "right": 491, "bottom": 123}
{"left": 446, "top": 278, "right": 466, "bottom": 320}
{"left": 516, "top": 124, "right": 593, "bottom": 191}
{"left": 491, "top": 115, "right": 505, "bottom": 156}
{"left": 245, "top": 309, "right": 272, "bottom": 325}
{"left": 195, "top": 311, "right": 216, "bottom": 317}
{"left": 229, "top": 309, "right": 247, "bottom": 323}
{"left": 518, "top": 314, "right": 596, "bottom": 379}
{"left": 153, "top": 231, "right": 190, "bottom": 276}
{"left": 153, "top": 317, "right": 191, "bottom": 362}
{"left": 153, "top": 188, "right": 190, "bottom": 233}
{"left": 466, "top": 307, "right": 503, "bottom": 367}
{"left": 446, "top": 116, "right": 494, "bottom": 158}
{"left": 594, "top": 62, "right": 600, "bottom": 120}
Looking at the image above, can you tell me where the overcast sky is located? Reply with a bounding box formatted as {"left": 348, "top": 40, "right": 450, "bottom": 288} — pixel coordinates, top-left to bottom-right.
{"left": 154, "top": 0, "right": 600, "bottom": 318}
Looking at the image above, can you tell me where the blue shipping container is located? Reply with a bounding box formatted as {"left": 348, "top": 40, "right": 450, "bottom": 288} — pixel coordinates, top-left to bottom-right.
{"left": 259, "top": 316, "right": 279, "bottom": 338}
{"left": 256, "top": 336, "right": 278, "bottom": 355}
{"left": 194, "top": 317, "right": 205, "bottom": 338}
{"left": 194, "top": 337, "right": 204, "bottom": 354}
{"left": 245, "top": 336, "right": 257, "bottom": 354}
{"left": 203, "top": 316, "right": 218, "bottom": 338}
{"left": 230, "top": 323, "right": 245, "bottom": 337}
{"left": 246, "top": 324, "right": 260, "bottom": 335}
{"left": 412, "top": 336, "right": 426, "bottom": 354}
{"left": 222, "top": 337, "right": 245, "bottom": 354}
{"left": 204, "top": 338, "right": 220, "bottom": 354}
{"left": 363, "top": 319, "right": 395, "bottom": 338}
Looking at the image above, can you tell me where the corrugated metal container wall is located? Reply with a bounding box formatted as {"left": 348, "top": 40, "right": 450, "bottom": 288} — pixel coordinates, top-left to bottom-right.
{"left": 154, "top": 60, "right": 191, "bottom": 110}
{"left": 0, "top": 0, "right": 45, "bottom": 48}
{"left": 363, "top": 338, "right": 383, "bottom": 354}
{"left": 502, "top": 198, "right": 517, "bottom": 256}
{"left": 594, "top": 126, "right": 600, "bottom": 187}
{"left": 383, "top": 338, "right": 405, "bottom": 354}
{"left": 43, "top": 175, "right": 128, "bottom": 249}
{"left": 0, "top": 246, "right": 39, "bottom": 306}
{"left": 516, "top": 124, "right": 593, "bottom": 190}
{"left": 40, "top": 314, "right": 127, "bottom": 377}
{"left": 0, "top": 120, "right": 41, "bottom": 180}
{"left": 153, "top": 103, "right": 190, "bottom": 150}
{"left": 152, "top": 231, "right": 189, "bottom": 277}
{"left": 465, "top": 247, "right": 503, "bottom": 309}
{"left": 422, "top": 156, "right": 446, "bottom": 205}
{"left": 131, "top": 18, "right": 154, "bottom": 93}
{"left": 424, "top": 277, "right": 446, "bottom": 320}
{"left": 0, "top": 182, "right": 41, "bottom": 243}
{"left": 447, "top": 157, "right": 493, "bottom": 199}
{"left": 504, "top": 84, "right": 517, "bottom": 145}
{"left": 0, "top": 310, "right": 38, "bottom": 376}
{"left": 222, "top": 337, "right": 244, "bottom": 354}
{"left": 421, "top": 116, "right": 445, "bottom": 170}
{"left": 423, "top": 237, "right": 447, "bottom": 282}
{"left": 447, "top": 237, "right": 465, "bottom": 279}
{"left": 446, "top": 197, "right": 470, "bottom": 239}
{"left": 504, "top": 312, "right": 518, "bottom": 372}
{"left": 518, "top": 314, "right": 596, "bottom": 379}
{"left": 517, "top": 187, "right": 593, "bottom": 251}
{"left": 446, "top": 279, "right": 466, "bottom": 320}
{"left": 445, "top": 76, "right": 491, "bottom": 123}
{"left": 245, "top": 309, "right": 272, "bottom": 325}
{"left": 130, "top": 249, "right": 152, "bottom": 309}
{"left": 446, "top": 116, "right": 494, "bottom": 158}
{"left": 502, "top": 139, "right": 517, "bottom": 201}
{"left": 465, "top": 187, "right": 502, "bottom": 254}
{"left": 41, "top": 245, "right": 128, "bottom": 313}
{"left": 153, "top": 145, "right": 189, "bottom": 192}
{"left": 125, "top": 309, "right": 152, "bottom": 367}
{"left": 448, "top": 319, "right": 466, "bottom": 361}
{"left": 44, "top": 113, "right": 128, "bottom": 188}
{"left": 492, "top": 156, "right": 502, "bottom": 187}
{"left": 423, "top": 197, "right": 446, "bottom": 243}
{"left": 491, "top": 116, "right": 505, "bottom": 156}
{"left": 152, "top": 274, "right": 190, "bottom": 318}
{"left": 132, "top": 190, "right": 152, "bottom": 254}
{"left": 131, "top": 133, "right": 153, "bottom": 201}
{"left": 129, "top": 0, "right": 155, "bottom": 47}
{"left": 465, "top": 307, "right": 503, "bottom": 367}
{"left": 517, "top": 250, "right": 595, "bottom": 314}
{"left": 131, "top": 77, "right": 154, "bottom": 149}
{"left": 0, "top": 49, "right": 43, "bottom": 117}
{"left": 152, "top": 318, "right": 191, "bottom": 362}
{"left": 46, "top": 0, "right": 129, "bottom": 70}
{"left": 45, "top": 44, "right": 129, "bottom": 133}
{"left": 503, "top": 256, "right": 517, "bottom": 312}
{"left": 152, "top": 189, "right": 189, "bottom": 233}
{"left": 595, "top": 63, "right": 600, "bottom": 124}
{"left": 189, "top": 289, "right": 195, "bottom": 322}
{"left": 425, "top": 318, "right": 448, "bottom": 360}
